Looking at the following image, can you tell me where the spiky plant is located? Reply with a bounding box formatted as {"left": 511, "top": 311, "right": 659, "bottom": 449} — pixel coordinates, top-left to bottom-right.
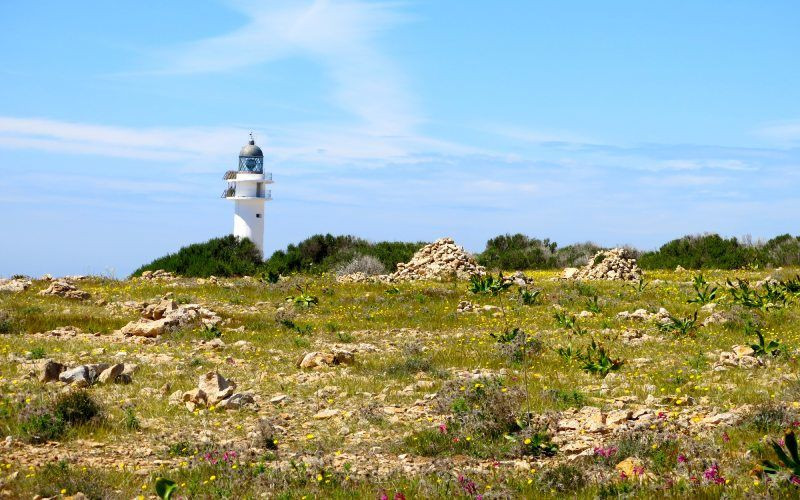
{"left": 762, "top": 430, "right": 800, "bottom": 483}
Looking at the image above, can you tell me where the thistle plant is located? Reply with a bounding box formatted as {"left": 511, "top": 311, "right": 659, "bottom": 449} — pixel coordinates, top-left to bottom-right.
{"left": 628, "top": 278, "right": 649, "bottom": 294}
{"left": 761, "top": 430, "right": 800, "bottom": 483}
{"left": 469, "top": 273, "right": 512, "bottom": 295}
{"left": 751, "top": 329, "right": 781, "bottom": 357}
{"left": 727, "top": 279, "right": 782, "bottom": 311}
{"left": 687, "top": 274, "right": 718, "bottom": 305}
{"left": 554, "top": 310, "right": 576, "bottom": 330}
{"left": 155, "top": 477, "right": 178, "bottom": 500}
{"left": 576, "top": 339, "right": 624, "bottom": 377}
{"left": 659, "top": 311, "right": 699, "bottom": 336}
{"left": 519, "top": 288, "right": 542, "bottom": 306}
{"left": 286, "top": 285, "right": 319, "bottom": 308}
{"left": 585, "top": 295, "right": 602, "bottom": 313}
{"left": 779, "top": 275, "right": 800, "bottom": 298}
{"left": 469, "top": 273, "right": 531, "bottom": 424}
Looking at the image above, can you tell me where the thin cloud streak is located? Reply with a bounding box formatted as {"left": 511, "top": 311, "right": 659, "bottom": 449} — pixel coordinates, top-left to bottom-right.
{"left": 150, "top": 0, "right": 419, "bottom": 135}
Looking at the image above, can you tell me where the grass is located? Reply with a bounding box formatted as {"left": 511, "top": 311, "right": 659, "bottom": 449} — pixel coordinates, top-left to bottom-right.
{"left": 2, "top": 268, "right": 800, "bottom": 497}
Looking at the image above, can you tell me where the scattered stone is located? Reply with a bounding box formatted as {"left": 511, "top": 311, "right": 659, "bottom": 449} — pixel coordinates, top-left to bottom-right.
{"left": 117, "top": 295, "right": 221, "bottom": 337}
{"left": 702, "top": 311, "right": 730, "bottom": 326}
{"left": 97, "top": 363, "right": 124, "bottom": 384}
{"left": 37, "top": 360, "right": 65, "bottom": 382}
{"left": 59, "top": 366, "right": 91, "bottom": 386}
{"left": 297, "top": 350, "right": 356, "bottom": 369}
{"left": 733, "top": 345, "right": 755, "bottom": 358}
{"left": 217, "top": 391, "right": 255, "bottom": 410}
{"left": 313, "top": 409, "right": 340, "bottom": 420}
{"left": 198, "top": 371, "right": 236, "bottom": 404}
{"left": 616, "top": 456, "right": 644, "bottom": 478}
{"left": 0, "top": 278, "right": 32, "bottom": 293}
{"left": 38, "top": 280, "right": 91, "bottom": 300}
{"left": 177, "top": 371, "right": 253, "bottom": 411}
{"left": 139, "top": 269, "right": 177, "bottom": 281}
{"left": 713, "top": 346, "right": 766, "bottom": 371}
{"left": 621, "top": 329, "right": 653, "bottom": 346}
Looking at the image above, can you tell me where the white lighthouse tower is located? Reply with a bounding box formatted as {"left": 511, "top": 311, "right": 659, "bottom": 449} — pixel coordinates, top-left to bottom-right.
{"left": 222, "top": 134, "right": 273, "bottom": 257}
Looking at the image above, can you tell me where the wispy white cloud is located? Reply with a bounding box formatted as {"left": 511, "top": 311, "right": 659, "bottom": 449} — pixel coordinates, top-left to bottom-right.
{"left": 0, "top": 117, "right": 248, "bottom": 161}
{"left": 150, "top": 0, "right": 419, "bottom": 136}
{"left": 756, "top": 120, "right": 800, "bottom": 144}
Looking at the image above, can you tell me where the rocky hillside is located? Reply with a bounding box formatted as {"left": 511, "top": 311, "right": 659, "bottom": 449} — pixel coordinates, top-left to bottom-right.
{"left": 2, "top": 265, "right": 800, "bottom": 497}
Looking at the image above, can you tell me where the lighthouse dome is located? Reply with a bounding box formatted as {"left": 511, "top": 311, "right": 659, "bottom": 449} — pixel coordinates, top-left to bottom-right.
{"left": 239, "top": 139, "right": 263, "bottom": 158}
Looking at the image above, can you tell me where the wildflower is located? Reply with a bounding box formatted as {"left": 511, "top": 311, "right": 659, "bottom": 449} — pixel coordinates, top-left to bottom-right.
{"left": 458, "top": 475, "right": 478, "bottom": 495}
{"left": 677, "top": 454, "right": 688, "bottom": 463}
{"left": 703, "top": 463, "right": 725, "bottom": 485}
{"left": 722, "top": 431, "right": 730, "bottom": 443}
{"left": 438, "top": 423, "right": 447, "bottom": 434}
{"left": 593, "top": 446, "right": 617, "bottom": 458}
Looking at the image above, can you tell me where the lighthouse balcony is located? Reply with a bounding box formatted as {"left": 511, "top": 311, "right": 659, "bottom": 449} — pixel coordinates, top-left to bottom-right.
{"left": 223, "top": 171, "right": 273, "bottom": 183}
{"left": 221, "top": 188, "right": 272, "bottom": 201}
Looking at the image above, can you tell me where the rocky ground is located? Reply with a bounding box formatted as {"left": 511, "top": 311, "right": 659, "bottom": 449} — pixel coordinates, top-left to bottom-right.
{"left": 2, "top": 265, "right": 800, "bottom": 498}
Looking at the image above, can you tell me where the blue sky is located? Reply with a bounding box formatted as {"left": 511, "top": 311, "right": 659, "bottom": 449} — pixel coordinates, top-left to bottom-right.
{"left": 1, "top": 0, "right": 799, "bottom": 277}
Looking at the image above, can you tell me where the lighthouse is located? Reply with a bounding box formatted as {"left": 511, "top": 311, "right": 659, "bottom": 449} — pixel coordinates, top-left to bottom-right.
{"left": 222, "top": 134, "right": 273, "bottom": 257}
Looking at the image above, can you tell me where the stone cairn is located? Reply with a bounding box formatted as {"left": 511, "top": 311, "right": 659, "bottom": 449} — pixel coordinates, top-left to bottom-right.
{"left": 139, "top": 269, "right": 177, "bottom": 281}
{"left": 562, "top": 248, "right": 642, "bottom": 281}
{"left": 38, "top": 280, "right": 91, "bottom": 300}
{"left": 390, "top": 238, "right": 485, "bottom": 281}
{"left": 338, "top": 238, "right": 485, "bottom": 283}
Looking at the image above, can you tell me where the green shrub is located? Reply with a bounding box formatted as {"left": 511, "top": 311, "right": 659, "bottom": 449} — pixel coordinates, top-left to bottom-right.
{"left": 132, "top": 235, "right": 262, "bottom": 278}
{"left": 639, "top": 233, "right": 752, "bottom": 269}
{"left": 262, "top": 234, "right": 425, "bottom": 276}
{"left": 477, "top": 234, "right": 603, "bottom": 270}
{"left": 20, "top": 406, "right": 66, "bottom": 443}
{"left": 478, "top": 234, "right": 558, "bottom": 270}
{"left": 54, "top": 390, "right": 101, "bottom": 425}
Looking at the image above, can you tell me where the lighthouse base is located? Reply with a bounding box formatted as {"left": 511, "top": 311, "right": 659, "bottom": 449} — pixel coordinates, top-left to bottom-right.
{"left": 233, "top": 199, "right": 265, "bottom": 257}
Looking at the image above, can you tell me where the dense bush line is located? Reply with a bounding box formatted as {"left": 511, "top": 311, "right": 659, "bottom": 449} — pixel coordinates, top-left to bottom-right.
{"left": 131, "top": 232, "right": 800, "bottom": 278}
{"left": 132, "top": 235, "right": 263, "bottom": 277}
{"left": 477, "top": 234, "right": 601, "bottom": 270}
{"left": 262, "top": 234, "right": 425, "bottom": 276}
{"left": 639, "top": 233, "right": 800, "bottom": 270}
{"left": 131, "top": 234, "right": 425, "bottom": 278}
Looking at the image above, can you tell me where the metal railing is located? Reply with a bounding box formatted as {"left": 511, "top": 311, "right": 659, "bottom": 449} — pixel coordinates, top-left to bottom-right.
{"left": 221, "top": 188, "right": 272, "bottom": 200}
{"left": 222, "top": 171, "right": 272, "bottom": 181}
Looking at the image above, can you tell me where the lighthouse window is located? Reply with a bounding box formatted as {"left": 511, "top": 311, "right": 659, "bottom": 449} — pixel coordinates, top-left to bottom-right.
{"left": 256, "top": 214, "right": 261, "bottom": 218}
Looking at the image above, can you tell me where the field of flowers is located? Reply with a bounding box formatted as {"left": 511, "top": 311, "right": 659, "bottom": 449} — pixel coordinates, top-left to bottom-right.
{"left": 2, "top": 268, "right": 800, "bottom": 498}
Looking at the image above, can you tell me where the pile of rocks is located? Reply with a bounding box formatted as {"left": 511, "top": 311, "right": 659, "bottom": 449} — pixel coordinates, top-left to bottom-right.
{"left": 139, "top": 269, "right": 177, "bottom": 281}
{"left": 616, "top": 307, "right": 671, "bottom": 325}
{"left": 713, "top": 346, "right": 766, "bottom": 371}
{"left": 535, "top": 400, "right": 750, "bottom": 459}
{"left": 38, "top": 280, "right": 91, "bottom": 300}
{"left": 336, "top": 238, "right": 485, "bottom": 283}
{"left": 37, "top": 360, "right": 135, "bottom": 387}
{"left": 296, "top": 349, "right": 356, "bottom": 369}
{"left": 170, "top": 371, "right": 255, "bottom": 411}
{"left": 0, "top": 277, "right": 32, "bottom": 293}
{"left": 116, "top": 294, "right": 221, "bottom": 337}
{"left": 562, "top": 248, "right": 642, "bottom": 281}
{"left": 335, "top": 272, "right": 374, "bottom": 284}
{"left": 388, "top": 238, "right": 485, "bottom": 282}
{"left": 620, "top": 328, "right": 654, "bottom": 346}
